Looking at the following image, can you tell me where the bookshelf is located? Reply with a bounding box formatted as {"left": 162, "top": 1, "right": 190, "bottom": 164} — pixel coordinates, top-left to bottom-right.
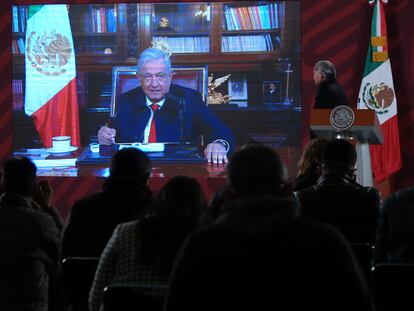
{"left": 12, "top": 6, "right": 27, "bottom": 55}
{"left": 69, "top": 4, "right": 127, "bottom": 56}
{"left": 152, "top": 3, "right": 211, "bottom": 54}
{"left": 221, "top": 2, "right": 282, "bottom": 53}
{"left": 12, "top": 1, "right": 301, "bottom": 149}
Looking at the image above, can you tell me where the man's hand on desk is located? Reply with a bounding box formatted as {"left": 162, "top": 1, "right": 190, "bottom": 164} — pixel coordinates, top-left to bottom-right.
{"left": 98, "top": 126, "right": 229, "bottom": 164}
{"left": 98, "top": 126, "right": 116, "bottom": 145}
{"left": 204, "top": 142, "right": 228, "bottom": 164}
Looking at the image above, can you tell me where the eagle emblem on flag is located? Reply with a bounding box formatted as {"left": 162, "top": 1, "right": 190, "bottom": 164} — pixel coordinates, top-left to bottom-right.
{"left": 361, "top": 82, "right": 394, "bottom": 114}
{"left": 26, "top": 30, "right": 72, "bottom": 76}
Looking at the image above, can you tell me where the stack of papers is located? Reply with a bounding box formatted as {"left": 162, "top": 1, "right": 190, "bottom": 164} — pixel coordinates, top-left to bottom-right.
{"left": 119, "top": 143, "right": 165, "bottom": 152}
{"left": 13, "top": 148, "right": 77, "bottom": 168}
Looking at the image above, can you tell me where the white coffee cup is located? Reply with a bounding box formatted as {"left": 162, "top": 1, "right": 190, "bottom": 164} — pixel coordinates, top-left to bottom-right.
{"left": 52, "top": 136, "right": 71, "bottom": 151}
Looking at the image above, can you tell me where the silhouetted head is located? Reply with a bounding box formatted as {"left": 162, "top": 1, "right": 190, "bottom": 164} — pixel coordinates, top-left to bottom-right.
{"left": 241, "top": 140, "right": 265, "bottom": 149}
{"left": 138, "top": 176, "right": 209, "bottom": 274}
{"left": 1, "top": 157, "right": 37, "bottom": 196}
{"left": 313, "top": 60, "right": 336, "bottom": 85}
{"left": 227, "top": 146, "right": 286, "bottom": 197}
{"left": 320, "top": 139, "right": 357, "bottom": 174}
{"left": 109, "top": 148, "right": 151, "bottom": 184}
{"left": 156, "top": 176, "right": 208, "bottom": 226}
{"left": 297, "top": 138, "right": 328, "bottom": 176}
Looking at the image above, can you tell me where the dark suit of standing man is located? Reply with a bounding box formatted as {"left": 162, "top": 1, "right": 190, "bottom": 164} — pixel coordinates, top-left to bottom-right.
{"left": 313, "top": 60, "right": 348, "bottom": 109}
{"left": 99, "top": 48, "right": 234, "bottom": 164}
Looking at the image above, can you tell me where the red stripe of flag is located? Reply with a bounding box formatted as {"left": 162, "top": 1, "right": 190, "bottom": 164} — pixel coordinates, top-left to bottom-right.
{"left": 31, "top": 78, "right": 80, "bottom": 148}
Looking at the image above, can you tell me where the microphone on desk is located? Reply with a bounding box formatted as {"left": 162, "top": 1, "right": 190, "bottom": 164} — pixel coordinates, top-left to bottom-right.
{"left": 166, "top": 92, "right": 186, "bottom": 146}
{"left": 165, "top": 92, "right": 199, "bottom": 156}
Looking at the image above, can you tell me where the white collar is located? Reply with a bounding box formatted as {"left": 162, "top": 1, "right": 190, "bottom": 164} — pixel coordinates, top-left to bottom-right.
{"left": 145, "top": 97, "right": 166, "bottom": 108}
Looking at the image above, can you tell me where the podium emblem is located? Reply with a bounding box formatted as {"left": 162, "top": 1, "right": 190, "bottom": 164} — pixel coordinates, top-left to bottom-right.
{"left": 330, "top": 105, "right": 355, "bottom": 131}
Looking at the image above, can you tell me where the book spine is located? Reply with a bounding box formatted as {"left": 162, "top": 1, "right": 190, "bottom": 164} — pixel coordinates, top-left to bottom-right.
{"left": 100, "top": 8, "right": 106, "bottom": 33}
{"left": 12, "top": 6, "right": 19, "bottom": 32}
{"left": 17, "top": 38, "right": 25, "bottom": 54}
{"left": 106, "top": 8, "right": 114, "bottom": 32}
{"left": 12, "top": 79, "right": 24, "bottom": 111}
{"left": 274, "top": 3, "right": 279, "bottom": 29}
{"left": 97, "top": 9, "right": 102, "bottom": 33}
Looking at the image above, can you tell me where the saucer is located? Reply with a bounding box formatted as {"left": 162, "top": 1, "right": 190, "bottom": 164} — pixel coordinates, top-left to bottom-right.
{"left": 45, "top": 146, "right": 77, "bottom": 154}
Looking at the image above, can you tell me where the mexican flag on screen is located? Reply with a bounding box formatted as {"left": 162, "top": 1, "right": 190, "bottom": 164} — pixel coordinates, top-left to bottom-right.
{"left": 357, "top": 0, "right": 401, "bottom": 183}
{"left": 25, "top": 4, "right": 80, "bottom": 148}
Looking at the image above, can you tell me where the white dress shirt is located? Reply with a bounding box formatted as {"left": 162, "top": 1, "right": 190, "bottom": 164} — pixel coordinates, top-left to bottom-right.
{"left": 142, "top": 97, "right": 166, "bottom": 143}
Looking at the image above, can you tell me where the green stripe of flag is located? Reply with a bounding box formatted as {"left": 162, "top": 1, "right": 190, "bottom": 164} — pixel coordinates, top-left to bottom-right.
{"left": 28, "top": 5, "right": 44, "bottom": 19}
{"left": 372, "top": 3, "right": 378, "bottom": 53}
{"left": 362, "top": 3, "right": 382, "bottom": 76}
{"left": 362, "top": 46, "right": 382, "bottom": 76}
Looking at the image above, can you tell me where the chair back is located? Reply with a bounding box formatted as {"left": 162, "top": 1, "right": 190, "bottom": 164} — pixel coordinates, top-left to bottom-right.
{"left": 103, "top": 283, "right": 168, "bottom": 311}
{"left": 371, "top": 263, "right": 414, "bottom": 311}
{"left": 62, "top": 257, "right": 100, "bottom": 311}
{"left": 350, "top": 243, "right": 374, "bottom": 279}
{"left": 110, "top": 65, "right": 208, "bottom": 117}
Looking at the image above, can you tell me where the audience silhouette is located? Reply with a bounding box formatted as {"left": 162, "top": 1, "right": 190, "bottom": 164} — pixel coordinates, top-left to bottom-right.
{"left": 61, "top": 148, "right": 153, "bottom": 259}
{"left": 3, "top": 141, "right": 395, "bottom": 311}
{"left": 295, "top": 139, "right": 381, "bottom": 245}
{"left": 89, "top": 175, "right": 209, "bottom": 311}
{"left": 376, "top": 185, "right": 414, "bottom": 263}
{"left": 291, "top": 137, "right": 328, "bottom": 191}
{"left": 165, "top": 146, "right": 374, "bottom": 311}
{"left": 209, "top": 144, "right": 289, "bottom": 220}
{"left": 0, "top": 157, "right": 62, "bottom": 311}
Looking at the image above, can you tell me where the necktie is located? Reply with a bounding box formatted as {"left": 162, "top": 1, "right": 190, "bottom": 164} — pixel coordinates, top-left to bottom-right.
{"left": 148, "top": 104, "right": 159, "bottom": 143}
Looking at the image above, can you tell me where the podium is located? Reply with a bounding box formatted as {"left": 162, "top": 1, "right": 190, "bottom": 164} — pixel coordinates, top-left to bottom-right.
{"left": 310, "top": 108, "right": 383, "bottom": 187}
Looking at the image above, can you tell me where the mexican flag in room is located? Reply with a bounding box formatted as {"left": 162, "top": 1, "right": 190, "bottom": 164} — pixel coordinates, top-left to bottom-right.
{"left": 25, "top": 4, "right": 80, "bottom": 148}
{"left": 357, "top": 0, "right": 401, "bottom": 183}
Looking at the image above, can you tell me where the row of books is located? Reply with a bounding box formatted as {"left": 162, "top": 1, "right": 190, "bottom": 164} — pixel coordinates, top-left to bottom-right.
{"left": 89, "top": 7, "right": 117, "bottom": 33}
{"left": 153, "top": 36, "right": 210, "bottom": 53}
{"left": 12, "top": 6, "right": 28, "bottom": 33}
{"left": 68, "top": 5, "right": 119, "bottom": 33}
{"left": 12, "top": 38, "right": 25, "bottom": 55}
{"left": 12, "top": 79, "right": 24, "bottom": 111}
{"left": 222, "top": 34, "right": 275, "bottom": 52}
{"left": 223, "top": 3, "right": 281, "bottom": 31}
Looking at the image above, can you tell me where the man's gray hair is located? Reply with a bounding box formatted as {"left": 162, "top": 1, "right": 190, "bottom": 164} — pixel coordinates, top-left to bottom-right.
{"left": 137, "top": 48, "right": 171, "bottom": 74}
{"left": 314, "top": 60, "right": 336, "bottom": 79}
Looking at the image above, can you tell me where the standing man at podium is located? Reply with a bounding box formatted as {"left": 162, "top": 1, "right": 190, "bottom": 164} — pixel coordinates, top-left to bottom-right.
{"left": 313, "top": 60, "right": 348, "bottom": 109}
{"left": 98, "top": 48, "right": 234, "bottom": 164}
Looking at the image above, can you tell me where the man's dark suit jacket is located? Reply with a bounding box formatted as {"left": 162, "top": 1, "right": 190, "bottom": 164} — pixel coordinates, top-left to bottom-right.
{"left": 166, "top": 196, "right": 374, "bottom": 311}
{"left": 314, "top": 78, "right": 348, "bottom": 109}
{"left": 113, "top": 84, "right": 235, "bottom": 149}
{"left": 295, "top": 173, "right": 381, "bottom": 245}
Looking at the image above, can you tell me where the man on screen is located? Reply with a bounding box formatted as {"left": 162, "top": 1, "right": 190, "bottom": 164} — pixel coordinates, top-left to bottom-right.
{"left": 98, "top": 48, "right": 234, "bottom": 164}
